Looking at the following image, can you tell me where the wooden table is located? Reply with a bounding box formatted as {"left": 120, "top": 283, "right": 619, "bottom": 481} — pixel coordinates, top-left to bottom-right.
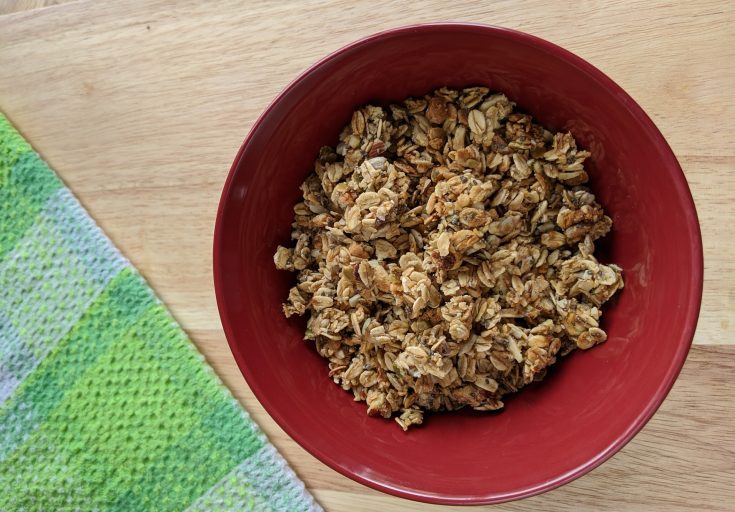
{"left": 1, "top": 1, "right": 733, "bottom": 510}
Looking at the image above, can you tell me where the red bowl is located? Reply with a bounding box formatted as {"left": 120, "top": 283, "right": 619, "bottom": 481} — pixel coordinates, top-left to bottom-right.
{"left": 213, "top": 24, "right": 703, "bottom": 505}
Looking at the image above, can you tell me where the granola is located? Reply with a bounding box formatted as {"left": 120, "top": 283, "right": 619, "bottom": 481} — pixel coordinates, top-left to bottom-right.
{"left": 273, "top": 87, "right": 623, "bottom": 430}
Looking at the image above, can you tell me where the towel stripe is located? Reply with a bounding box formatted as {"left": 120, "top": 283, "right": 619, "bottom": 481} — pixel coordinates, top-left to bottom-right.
{"left": 186, "top": 444, "right": 316, "bottom": 512}
{"left": 0, "top": 268, "right": 154, "bottom": 462}
{"left": 0, "top": 188, "right": 127, "bottom": 404}
{"left": 0, "top": 316, "right": 27, "bottom": 403}
{"left": 0, "top": 113, "right": 321, "bottom": 511}
{"left": 112, "top": 402, "right": 265, "bottom": 511}
{"left": 0, "top": 150, "right": 61, "bottom": 262}
{"left": 0, "top": 121, "right": 31, "bottom": 188}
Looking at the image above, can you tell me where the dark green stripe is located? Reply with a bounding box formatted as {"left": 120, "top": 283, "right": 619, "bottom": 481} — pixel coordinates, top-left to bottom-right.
{"left": 199, "top": 398, "right": 264, "bottom": 462}
{"left": 0, "top": 151, "right": 62, "bottom": 261}
{"left": 111, "top": 402, "right": 264, "bottom": 512}
{"left": 0, "top": 114, "right": 33, "bottom": 185}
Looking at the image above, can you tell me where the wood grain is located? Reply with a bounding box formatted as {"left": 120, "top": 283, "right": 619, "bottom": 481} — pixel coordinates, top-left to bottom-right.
{"left": 0, "top": 0, "right": 75, "bottom": 15}
{"left": 1, "top": 1, "right": 733, "bottom": 510}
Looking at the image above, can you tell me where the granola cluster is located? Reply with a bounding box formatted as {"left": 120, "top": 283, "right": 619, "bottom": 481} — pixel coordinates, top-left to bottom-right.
{"left": 273, "top": 87, "right": 623, "bottom": 430}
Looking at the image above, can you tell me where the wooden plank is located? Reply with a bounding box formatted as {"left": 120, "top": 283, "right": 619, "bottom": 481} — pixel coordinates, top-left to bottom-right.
{"left": 0, "top": 0, "right": 731, "bottom": 346}
{"left": 1, "top": 1, "right": 733, "bottom": 510}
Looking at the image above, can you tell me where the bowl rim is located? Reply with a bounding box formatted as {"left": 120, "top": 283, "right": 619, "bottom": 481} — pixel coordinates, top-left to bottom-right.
{"left": 213, "top": 22, "right": 704, "bottom": 505}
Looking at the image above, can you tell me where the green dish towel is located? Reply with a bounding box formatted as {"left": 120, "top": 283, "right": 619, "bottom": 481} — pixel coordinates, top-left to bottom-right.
{"left": 0, "top": 114, "right": 321, "bottom": 512}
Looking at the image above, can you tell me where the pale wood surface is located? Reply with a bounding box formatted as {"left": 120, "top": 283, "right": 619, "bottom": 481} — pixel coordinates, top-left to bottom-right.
{"left": 0, "top": 0, "right": 74, "bottom": 15}
{"left": 1, "top": 1, "right": 733, "bottom": 510}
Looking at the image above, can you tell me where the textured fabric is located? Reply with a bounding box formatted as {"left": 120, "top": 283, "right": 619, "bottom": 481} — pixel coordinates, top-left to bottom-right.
{"left": 0, "top": 114, "right": 321, "bottom": 512}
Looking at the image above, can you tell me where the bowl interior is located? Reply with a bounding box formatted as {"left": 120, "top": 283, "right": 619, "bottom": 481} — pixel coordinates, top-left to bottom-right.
{"left": 214, "top": 25, "right": 702, "bottom": 504}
